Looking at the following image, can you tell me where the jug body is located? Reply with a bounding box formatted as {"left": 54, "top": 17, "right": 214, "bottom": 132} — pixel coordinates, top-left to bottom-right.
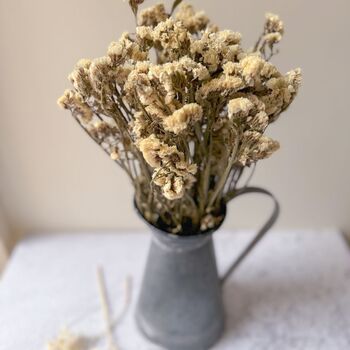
{"left": 135, "top": 227, "right": 225, "bottom": 350}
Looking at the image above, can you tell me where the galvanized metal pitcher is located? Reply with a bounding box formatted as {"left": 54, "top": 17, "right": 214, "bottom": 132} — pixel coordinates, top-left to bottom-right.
{"left": 135, "top": 187, "right": 279, "bottom": 350}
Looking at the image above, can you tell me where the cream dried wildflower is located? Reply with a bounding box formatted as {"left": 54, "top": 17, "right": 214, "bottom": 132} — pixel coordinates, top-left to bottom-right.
{"left": 245, "top": 93, "right": 266, "bottom": 112}
{"left": 138, "top": 134, "right": 163, "bottom": 167}
{"left": 227, "top": 94, "right": 269, "bottom": 132}
{"left": 265, "top": 13, "right": 284, "bottom": 35}
{"left": 163, "top": 103, "right": 203, "bottom": 134}
{"left": 153, "top": 18, "right": 190, "bottom": 52}
{"left": 153, "top": 169, "right": 185, "bottom": 200}
{"left": 228, "top": 98, "right": 254, "bottom": 119}
{"left": 135, "top": 75, "right": 157, "bottom": 105}
{"left": 107, "top": 35, "right": 129, "bottom": 61}
{"left": 200, "top": 213, "right": 223, "bottom": 231}
{"left": 68, "top": 60, "right": 94, "bottom": 98}
{"left": 175, "top": 161, "right": 198, "bottom": 176}
{"left": 203, "top": 49, "right": 219, "bottom": 72}
{"left": 89, "top": 56, "right": 112, "bottom": 92}
{"left": 57, "top": 89, "right": 76, "bottom": 109}
{"left": 153, "top": 163, "right": 197, "bottom": 200}
{"left": 148, "top": 63, "right": 177, "bottom": 104}
{"left": 147, "top": 58, "right": 209, "bottom": 105}
{"left": 247, "top": 111, "right": 269, "bottom": 132}
{"left": 198, "top": 76, "right": 244, "bottom": 99}
{"left": 145, "top": 103, "right": 168, "bottom": 119}
{"left": 253, "top": 135, "right": 280, "bottom": 159}
{"left": 108, "top": 32, "right": 147, "bottom": 64}
{"left": 175, "top": 3, "right": 210, "bottom": 34}
{"left": 124, "top": 63, "right": 158, "bottom": 106}
{"left": 264, "top": 32, "right": 282, "bottom": 45}
{"left": 262, "top": 68, "right": 302, "bottom": 120}
{"left": 138, "top": 134, "right": 186, "bottom": 169}
{"left": 239, "top": 55, "right": 265, "bottom": 85}
{"left": 222, "top": 61, "right": 239, "bottom": 76}
{"left": 57, "top": 90, "right": 93, "bottom": 123}
{"left": 110, "top": 149, "right": 120, "bottom": 161}
{"left": 216, "top": 30, "right": 242, "bottom": 46}
{"left": 260, "top": 61, "right": 281, "bottom": 79}
{"left": 132, "top": 111, "right": 150, "bottom": 138}
{"left": 138, "top": 134, "right": 198, "bottom": 200}
{"left": 76, "top": 58, "right": 92, "bottom": 70}
{"left": 190, "top": 30, "right": 242, "bottom": 72}
{"left": 138, "top": 3, "right": 168, "bottom": 27}
{"left": 47, "top": 329, "right": 83, "bottom": 350}
{"left": 158, "top": 145, "right": 185, "bottom": 165}
{"left": 163, "top": 178, "right": 184, "bottom": 200}
{"left": 179, "top": 56, "right": 210, "bottom": 80}
{"left": 114, "top": 64, "right": 133, "bottom": 85}
{"left": 153, "top": 56, "right": 208, "bottom": 79}
{"left": 93, "top": 120, "right": 110, "bottom": 133}
{"left": 238, "top": 131, "right": 280, "bottom": 166}
{"left": 286, "top": 68, "right": 302, "bottom": 92}
{"left": 136, "top": 26, "right": 154, "bottom": 43}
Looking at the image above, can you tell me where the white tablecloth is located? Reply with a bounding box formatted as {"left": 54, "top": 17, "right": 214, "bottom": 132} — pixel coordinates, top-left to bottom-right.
{"left": 0, "top": 230, "right": 350, "bottom": 350}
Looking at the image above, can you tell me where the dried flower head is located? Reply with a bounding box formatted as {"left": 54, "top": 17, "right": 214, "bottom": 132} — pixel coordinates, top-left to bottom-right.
{"left": 237, "top": 131, "right": 280, "bottom": 166}
{"left": 138, "top": 3, "right": 168, "bottom": 27}
{"left": 228, "top": 98, "right": 254, "bottom": 119}
{"left": 175, "top": 3, "right": 210, "bottom": 33}
{"left": 163, "top": 104, "right": 203, "bottom": 134}
{"left": 46, "top": 329, "right": 84, "bottom": 350}
{"left": 153, "top": 166, "right": 196, "bottom": 200}
{"left": 265, "top": 13, "right": 284, "bottom": 35}
{"left": 264, "top": 32, "right": 282, "bottom": 45}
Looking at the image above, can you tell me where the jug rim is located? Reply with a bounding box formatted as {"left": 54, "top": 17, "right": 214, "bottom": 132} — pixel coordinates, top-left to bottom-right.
{"left": 133, "top": 197, "right": 227, "bottom": 239}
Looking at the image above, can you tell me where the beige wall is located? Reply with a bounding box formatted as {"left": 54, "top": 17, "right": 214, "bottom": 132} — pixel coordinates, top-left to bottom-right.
{"left": 0, "top": 0, "right": 349, "bottom": 239}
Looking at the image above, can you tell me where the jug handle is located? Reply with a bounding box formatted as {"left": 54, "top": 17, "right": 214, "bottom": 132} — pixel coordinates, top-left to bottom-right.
{"left": 220, "top": 186, "right": 280, "bottom": 285}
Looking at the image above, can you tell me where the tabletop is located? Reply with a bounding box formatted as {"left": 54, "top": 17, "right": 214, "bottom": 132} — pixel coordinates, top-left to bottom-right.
{"left": 0, "top": 229, "right": 350, "bottom": 350}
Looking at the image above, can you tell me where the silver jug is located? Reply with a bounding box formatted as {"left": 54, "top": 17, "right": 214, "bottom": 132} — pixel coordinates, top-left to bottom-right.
{"left": 135, "top": 187, "right": 279, "bottom": 350}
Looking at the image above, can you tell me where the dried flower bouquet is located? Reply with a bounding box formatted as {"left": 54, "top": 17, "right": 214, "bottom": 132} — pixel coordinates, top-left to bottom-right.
{"left": 58, "top": 0, "right": 301, "bottom": 234}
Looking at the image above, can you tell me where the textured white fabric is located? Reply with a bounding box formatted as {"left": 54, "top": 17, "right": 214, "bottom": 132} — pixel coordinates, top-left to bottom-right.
{"left": 0, "top": 230, "right": 350, "bottom": 350}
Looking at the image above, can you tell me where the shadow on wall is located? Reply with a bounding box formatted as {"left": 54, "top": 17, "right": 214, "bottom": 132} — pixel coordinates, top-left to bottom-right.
{"left": 342, "top": 232, "right": 350, "bottom": 250}
{"left": 0, "top": 205, "right": 10, "bottom": 273}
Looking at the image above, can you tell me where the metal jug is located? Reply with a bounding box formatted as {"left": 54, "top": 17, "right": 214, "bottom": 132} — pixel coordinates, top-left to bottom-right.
{"left": 135, "top": 187, "right": 279, "bottom": 350}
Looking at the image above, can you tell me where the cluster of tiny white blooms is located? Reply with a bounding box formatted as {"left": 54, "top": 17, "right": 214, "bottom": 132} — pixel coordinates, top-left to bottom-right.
{"left": 46, "top": 329, "right": 85, "bottom": 350}
{"left": 253, "top": 12, "right": 285, "bottom": 57}
{"left": 58, "top": 1, "right": 301, "bottom": 234}
{"left": 228, "top": 98, "right": 254, "bottom": 118}
{"left": 138, "top": 134, "right": 197, "bottom": 200}
{"left": 228, "top": 96, "right": 269, "bottom": 131}
{"left": 153, "top": 163, "right": 197, "bottom": 200}
{"left": 138, "top": 3, "right": 168, "bottom": 27}
{"left": 163, "top": 104, "right": 203, "bottom": 134}
{"left": 265, "top": 13, "right": 284, "bottom": 36}
{"left": 174, "top": 3, "right": 209, "bottom": 34}
{"left": 237, "top": 131, "right": 280, "bottom": 166}
{"left": 57, "top": 90, "right": 93, "bottom": 123}
{"left": 200, "top": 213, "right": 224, "bottom": 231}
{"left": 190, "top": 30, "right": 242, "bottom": 73}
